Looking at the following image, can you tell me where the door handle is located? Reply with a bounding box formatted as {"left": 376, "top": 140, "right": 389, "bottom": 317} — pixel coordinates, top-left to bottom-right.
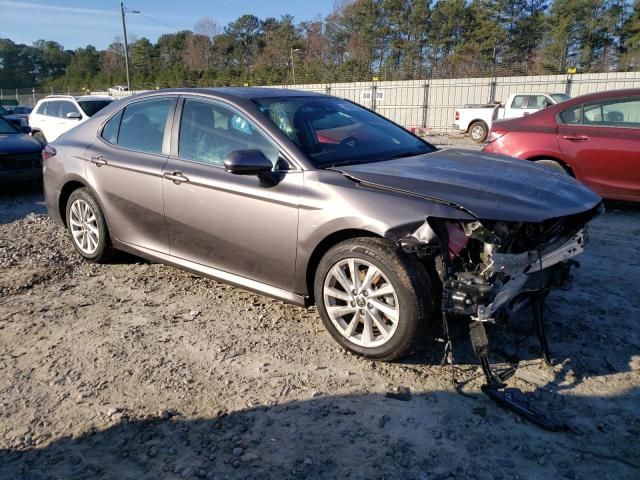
{"left": 90, "top": 156, "right": 107, "bottom": 166}
{"left": 163, "top": 171, "right": 189, "bottom": 184}
{"left": 562, "top": 135, "right": 589, "bottom": 142}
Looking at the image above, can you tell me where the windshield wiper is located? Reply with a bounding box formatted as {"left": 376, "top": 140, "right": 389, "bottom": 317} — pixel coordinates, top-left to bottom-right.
{"left": 324, "top": 158, "right": 366, "bottom": 169}
{"left": 378, "top": 151, "right": 425, "bottom": 162}
{"left": 324, "top": 149, "right": 430, "bottom": 169}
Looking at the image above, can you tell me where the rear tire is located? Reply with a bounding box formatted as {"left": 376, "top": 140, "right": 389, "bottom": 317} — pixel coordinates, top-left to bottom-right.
{"left": 314, "top": 237, "right": 432, "bottom": 361}
{"left": 65, "top": 188, "right": 112, "bottom": 263}
{"left": 534, "top": 159, "right": 569, "bottom": 175}
{"left": 469, "top": 121, "right": 488, "bottom": 142}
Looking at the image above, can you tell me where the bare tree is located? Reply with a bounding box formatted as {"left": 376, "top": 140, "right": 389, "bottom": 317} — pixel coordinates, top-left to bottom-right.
{"left": 193, "top": 17, "right": 221, "bottom": 70}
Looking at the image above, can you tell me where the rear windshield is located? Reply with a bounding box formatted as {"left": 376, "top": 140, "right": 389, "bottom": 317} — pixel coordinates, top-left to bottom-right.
{"left": 253, "top": 96, "right": 435, "bottom": 168}
{"left": 0, "top": 115, "right": 18, "bottom": 133}
{"left": 78, "top": 100, "right": 113, "bottom": 117}
{"left": 550, "top": 93, "right": 571, "bottom": 103}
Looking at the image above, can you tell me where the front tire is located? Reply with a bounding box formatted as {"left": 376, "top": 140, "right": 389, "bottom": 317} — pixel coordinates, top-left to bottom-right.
{"left": 65, "top": 188, "right": 112, "bottom": 263}
{"left": 314, "top": 238, "right": 432, "bottom": 361}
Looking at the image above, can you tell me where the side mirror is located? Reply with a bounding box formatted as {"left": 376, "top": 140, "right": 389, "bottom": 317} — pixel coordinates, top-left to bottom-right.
{"left": 20, "top": 125, "right": 31, "bottom": 134}
{"left": 66, "top": 111, "right": 82, "bottom": 120}
{"left": 224, "top": 150, "right": 273, "bottom": 175}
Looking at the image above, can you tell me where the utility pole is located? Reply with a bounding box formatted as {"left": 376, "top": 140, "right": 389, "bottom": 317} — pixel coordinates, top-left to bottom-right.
{"left": 121, "top": 2, "right": 132, "bottom": 91}
{"left": 290, "top": 48, "right": 302, "bottom": 84}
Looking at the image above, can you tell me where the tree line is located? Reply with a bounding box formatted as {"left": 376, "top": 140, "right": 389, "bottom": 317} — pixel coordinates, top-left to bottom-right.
{"left": 1, "top": 0, "right": 639, "bottom": 91}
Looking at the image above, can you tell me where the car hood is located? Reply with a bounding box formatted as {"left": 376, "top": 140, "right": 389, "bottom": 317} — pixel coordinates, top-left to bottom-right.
{"left": 0, "top": 132, "right": 43, "bottom": 154}
{"left": 335, "top": 149, "right": 601, "bottom": 222}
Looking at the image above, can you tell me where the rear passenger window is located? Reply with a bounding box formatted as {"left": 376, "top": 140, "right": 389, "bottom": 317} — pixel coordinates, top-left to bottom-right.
{"left": 101, "top": 110, "right": 123, "bottom": 145}
{"left": 178, "top": 99, "right": 279, "bottom": 167}
{"left": 117, "top": 98, "right": 173, "bottom": 154}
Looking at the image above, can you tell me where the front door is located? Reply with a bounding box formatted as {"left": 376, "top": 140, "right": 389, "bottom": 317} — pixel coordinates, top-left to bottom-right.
{"left": 162, "top": 97, "right": 301, "bottom": 291}
{"left": 56, "top": 100, "right": 83, "bottom": 139}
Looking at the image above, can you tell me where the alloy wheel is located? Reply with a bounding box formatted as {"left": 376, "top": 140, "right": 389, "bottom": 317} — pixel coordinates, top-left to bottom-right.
{"left": 471, "top": 124, "right": 485, "bottom": 140}
{"left": 323, "top": 258, "right": 400, "bottom": 348}
{"left": 69, "top": 199, "right": 100, "bottom": 255}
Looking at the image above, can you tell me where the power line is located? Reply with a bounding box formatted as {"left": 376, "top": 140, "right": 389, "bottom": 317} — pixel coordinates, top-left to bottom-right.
{"left": 136, "top": 11, "right": 176, "bottom": 30}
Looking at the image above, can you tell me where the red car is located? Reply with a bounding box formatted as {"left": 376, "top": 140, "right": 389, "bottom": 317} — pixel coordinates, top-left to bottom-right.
{"left": 482, "top": 88, "right": 640, "bottom": 202}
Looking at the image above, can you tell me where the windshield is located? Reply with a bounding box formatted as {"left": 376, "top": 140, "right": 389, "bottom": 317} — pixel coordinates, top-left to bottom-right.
{"left": 0, "top": 115, "right": 18, "bottom": 133}
{"left": 253, "top": 96, "right": 435, "bottom": 168}
{"left": 550, "top": 93, "right": 571, "bottom": 103}
{"left": 78, "top": 100, "right": 113, "bottom": 117}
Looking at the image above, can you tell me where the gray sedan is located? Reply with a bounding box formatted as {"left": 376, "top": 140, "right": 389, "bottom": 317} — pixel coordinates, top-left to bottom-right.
{"left": 42, "top": 88, "right": 601, "bottom": 364}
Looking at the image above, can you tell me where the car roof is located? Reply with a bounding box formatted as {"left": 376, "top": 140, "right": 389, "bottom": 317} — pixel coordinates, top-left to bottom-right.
{"left": 565, "top": 88, "right": 640, "bottom": 104}
{"left": 76, "top": 95, "right": 115, "bottom": 101}
{"left": 39, "top": 95, "right": 114, "bottom": 103}
{"left": 128, "top": 87, "right": 327, "bottom": 102}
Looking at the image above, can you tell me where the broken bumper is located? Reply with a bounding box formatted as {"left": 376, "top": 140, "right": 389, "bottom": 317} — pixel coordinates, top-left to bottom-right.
{"left": 443, "top": 229, "right": 586, "bottom": 322}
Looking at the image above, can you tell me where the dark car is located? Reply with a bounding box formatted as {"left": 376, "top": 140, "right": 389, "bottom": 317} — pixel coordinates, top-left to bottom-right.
{"left": 5, "top": 106, "right": 33, "bottom": 114}
{"left": 43, "top": 88, "right": 601, "bottom": 364}
{"left": 482, "top": 88, "right": 640, "bottom": 203}
{"left": 5, "top": 105, "right": 32, "bottom": 124}
{"left": 0, "top": 115, "right": 43, "bottom": 185}
{"left": 0, "top": 104, "right": 28, "bottom": 129}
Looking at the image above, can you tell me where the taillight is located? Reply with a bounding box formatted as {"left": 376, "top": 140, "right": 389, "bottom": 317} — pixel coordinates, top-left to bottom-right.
{"left": 42, "top": 144, "right": 56, "bottom": 160}
{"left": 486, "top": 127, "right": 507, "bottom": 143}
{"left": 455, "top": 111, "right": 460, "bottom": 121}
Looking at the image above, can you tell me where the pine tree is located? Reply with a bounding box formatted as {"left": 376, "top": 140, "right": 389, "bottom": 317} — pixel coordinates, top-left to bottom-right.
{"left": 622, "top": 0, "right": 640, "bottom": 68}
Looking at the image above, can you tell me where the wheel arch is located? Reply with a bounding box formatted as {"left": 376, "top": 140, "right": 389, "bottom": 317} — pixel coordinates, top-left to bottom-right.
{"left": 305, "top": 228, "right": 383, "bottom": 305}
{"left": 526, "top": 155, "right": 575, "bottom": 176}
{"left": 58, "top": 179, "right": 90, "bottom": 227}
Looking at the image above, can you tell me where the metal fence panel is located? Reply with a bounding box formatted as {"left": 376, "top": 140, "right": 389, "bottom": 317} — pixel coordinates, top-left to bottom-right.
{"left": 7, "top": 71, "right": 638, "bottom": 132}
{"left": 279, "top": 71, "right": 640, "bottom": 133}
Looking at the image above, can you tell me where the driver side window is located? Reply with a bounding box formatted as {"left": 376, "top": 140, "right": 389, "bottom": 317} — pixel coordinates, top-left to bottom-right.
{"left": 178, "top": 99, "right": 280, "bottom": 167}
{"left": 60, "top": 101, "right": 80, "bottom": 118}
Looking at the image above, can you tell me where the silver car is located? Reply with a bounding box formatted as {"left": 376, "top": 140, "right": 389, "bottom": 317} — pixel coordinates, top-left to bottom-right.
{"left": 43, "top": 88, "right": 601, "bottom": 364}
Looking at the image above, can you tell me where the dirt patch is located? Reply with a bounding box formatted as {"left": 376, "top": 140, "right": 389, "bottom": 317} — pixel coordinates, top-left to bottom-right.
{"left": 0, "top": 193, "right": 639, "bottom": 479}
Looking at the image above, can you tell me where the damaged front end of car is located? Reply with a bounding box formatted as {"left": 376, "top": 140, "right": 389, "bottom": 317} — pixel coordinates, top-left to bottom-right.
{"left": 399, "top": 203, "right": 603, "bottom": 429}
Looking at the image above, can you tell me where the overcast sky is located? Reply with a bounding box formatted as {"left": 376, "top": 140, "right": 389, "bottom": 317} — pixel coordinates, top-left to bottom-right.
{"left": 0, "top": 0, "right": 335, "bottom": 50}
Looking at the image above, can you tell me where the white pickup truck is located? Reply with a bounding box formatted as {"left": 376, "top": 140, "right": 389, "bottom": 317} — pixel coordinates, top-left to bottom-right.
{"left": 454, "top": 92, "right": 570, "bottom": 142}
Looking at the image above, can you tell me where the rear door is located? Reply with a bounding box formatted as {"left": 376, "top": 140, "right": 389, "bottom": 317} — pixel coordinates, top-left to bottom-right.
{"left": 84, "top": 96, "right": 176, "bottom": 253}
{"left": 39, "top": 101, "right": 62, "bottom": 140}
{"left": 161, "top": 96, "right": 301, "bottom": 291}
{"left": 557, "top": 97, "right": 640, "bottom": 200}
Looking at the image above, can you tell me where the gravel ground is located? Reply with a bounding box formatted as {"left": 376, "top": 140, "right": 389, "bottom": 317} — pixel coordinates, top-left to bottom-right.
{"left": 424, "top": 133, "right": 485, "bottom": 150}
{"left": 1, "top": 152, "right": 639, "bottom": 479}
